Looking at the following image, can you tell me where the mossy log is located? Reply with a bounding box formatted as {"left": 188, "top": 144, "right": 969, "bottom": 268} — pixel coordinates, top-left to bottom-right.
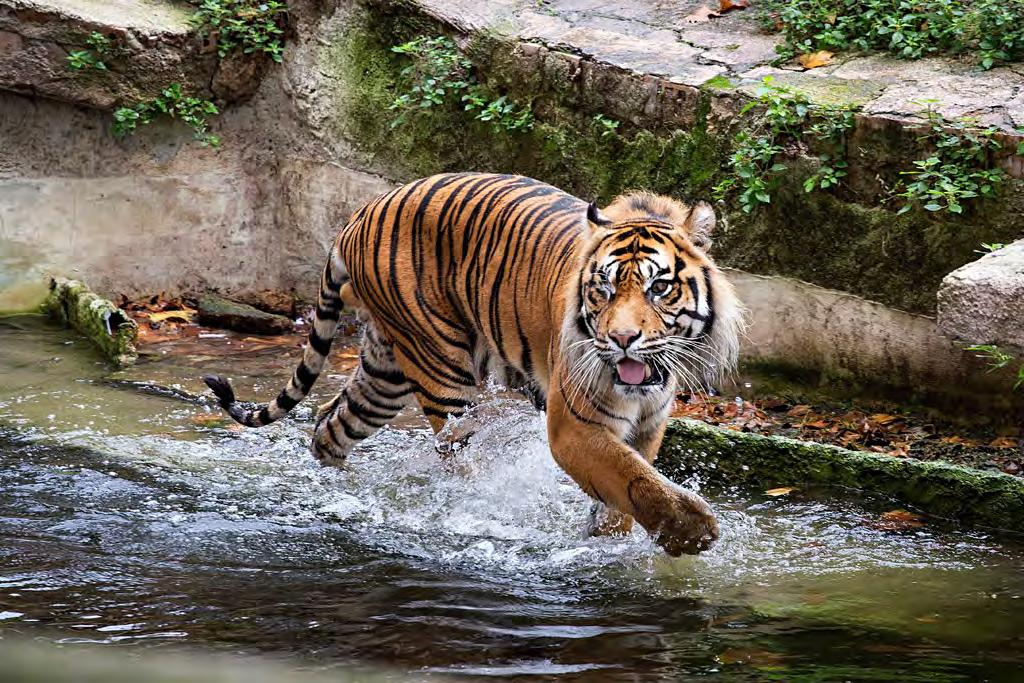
{"left": 41, "top": 277, "right": 137, "bottom": 366}
{"left": 659, "top": 419, "right": 1024, "bottom": 531}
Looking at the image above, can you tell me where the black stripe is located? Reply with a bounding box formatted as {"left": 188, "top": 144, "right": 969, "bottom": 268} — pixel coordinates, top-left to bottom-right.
{"left": 367, "top": 379, "right": 414, "bottom": 400}
{"left": 346, "top": 392, "right": 396, "bottom": 424}
{"left": 361, "top": 354, "right": 407, "bottom": 384}
{"left": 340, "top": 414, "right": 370, "bottom": 440}
{"left": 295, "top": 363, "right": 318, "bottom": 390}
{"left": 275, "top": 391, "right": 299, "bottom": 412}
{"left": 310, "top": 331, "right": 332, "bottom": 356}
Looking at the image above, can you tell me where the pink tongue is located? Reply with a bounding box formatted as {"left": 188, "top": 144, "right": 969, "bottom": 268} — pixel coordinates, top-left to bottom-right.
{"left": 616, "top": 358, "right": 647, "bottom": 385}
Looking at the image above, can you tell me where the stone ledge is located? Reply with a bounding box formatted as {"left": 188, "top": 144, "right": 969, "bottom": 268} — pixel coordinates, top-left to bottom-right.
{"left": 937, "top": 239, "right": 1024, "bottom": 350}
{"left": 0, "top": 0, "right": 218, "bottom": 109}
{"left": 659, "top": 418, "right": 1024, "bottom": 532}
{"left": 409, "top": 0, "right": 1024, "bottom": 140}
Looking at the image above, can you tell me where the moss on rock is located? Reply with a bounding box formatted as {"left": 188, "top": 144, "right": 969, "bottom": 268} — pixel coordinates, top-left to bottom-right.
{"left": 325, "top": 2, "right": 1024, "bottom": 314}
{"left": 41, "top": 278, "right": 137, "bottom": 366}
{"left": 718, "top": 169, "right": 1024, "bottom": 313}
{"left": 325, "top": 8, "right": 731, "bottom": 203}
{"left": 659, "top": 418, "right": 1024, "bottom": 531}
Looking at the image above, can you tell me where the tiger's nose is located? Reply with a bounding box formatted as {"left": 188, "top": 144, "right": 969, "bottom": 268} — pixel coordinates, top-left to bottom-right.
{"left": 609, "top": 329, "right": 640, "bottom": 350}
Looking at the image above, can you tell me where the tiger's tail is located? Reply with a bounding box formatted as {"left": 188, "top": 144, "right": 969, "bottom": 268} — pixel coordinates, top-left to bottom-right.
{"left": 202, "top": 246, "right": 348, "bottom": 427}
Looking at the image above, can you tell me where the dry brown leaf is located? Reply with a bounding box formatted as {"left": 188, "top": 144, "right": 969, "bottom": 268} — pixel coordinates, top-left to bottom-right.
{"left": 798, "top": 50, "right": 834, "bottom": 69}
{"left": 719, "top": 0, "right": 751, "bottom": 12}
{"left": 190, "top": 413, "right": 230, "bottom": 427}
{"left": 683, "top": 6, "right": 719, "bottom": 23}
{"left": 148, "top": 308, "right": 196, "bottom": 323}
{"left": 765, "top": 487, "right": 796, "bottom": 497}
{"left": 990, "top": 436, "right": 1019, "bottom": 449}
{"left": 873, "top": 509, "right": 926, "bottom": 531}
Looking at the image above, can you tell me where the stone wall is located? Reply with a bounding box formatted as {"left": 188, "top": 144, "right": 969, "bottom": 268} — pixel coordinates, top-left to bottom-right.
{"left": 0, "top": 0, "right": 1019, "bottom": 412}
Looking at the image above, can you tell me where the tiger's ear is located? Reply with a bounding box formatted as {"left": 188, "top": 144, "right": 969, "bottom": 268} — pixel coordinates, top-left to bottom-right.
{"left": 587, "top": 202, "right": 613, "bottom": 231}
{"left": 684, "top": 201, "right": 716, "bottom": 249}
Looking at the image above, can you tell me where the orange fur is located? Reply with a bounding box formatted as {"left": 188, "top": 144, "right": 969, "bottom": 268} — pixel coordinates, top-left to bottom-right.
{"left": 206, "top": 174, "right": 742, "bottom": 556}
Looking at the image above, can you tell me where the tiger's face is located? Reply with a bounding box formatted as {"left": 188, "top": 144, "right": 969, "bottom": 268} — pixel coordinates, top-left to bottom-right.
{"left": 575, "top": 197, "right": 739, "bottom": 395}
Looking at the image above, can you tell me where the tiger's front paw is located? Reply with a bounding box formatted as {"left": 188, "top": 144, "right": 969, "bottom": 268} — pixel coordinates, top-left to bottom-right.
{"left": 630, "top": 479, "right": 719, "bottom": 556}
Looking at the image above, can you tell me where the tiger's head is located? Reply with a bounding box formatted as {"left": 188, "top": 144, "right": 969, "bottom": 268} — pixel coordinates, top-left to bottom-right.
{"left": 569, "top": 192, "right": 742, "bottom": 396}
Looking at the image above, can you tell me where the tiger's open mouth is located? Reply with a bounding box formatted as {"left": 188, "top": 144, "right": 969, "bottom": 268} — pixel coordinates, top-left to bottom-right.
{"left": 614, "top": 358, "right": 665, "bottom": 387}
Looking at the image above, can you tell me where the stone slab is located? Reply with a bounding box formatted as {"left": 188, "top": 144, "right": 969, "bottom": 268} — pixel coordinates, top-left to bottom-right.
{"left": 0, "top": 0, "right": 215, "bottom": 109}
{"left": 408, "top": 0, "right": 1024, "bottom": 138}
{"left": 660, "top": 418, "right": 1024, "bottom": 532}
{"left": 937, "top": 240, "right": 1024, "bottom": 349}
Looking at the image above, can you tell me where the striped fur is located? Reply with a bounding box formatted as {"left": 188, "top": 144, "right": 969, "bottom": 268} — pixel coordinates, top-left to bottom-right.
{"left": 204, "top": 173, "right": 743, "bottom": 556}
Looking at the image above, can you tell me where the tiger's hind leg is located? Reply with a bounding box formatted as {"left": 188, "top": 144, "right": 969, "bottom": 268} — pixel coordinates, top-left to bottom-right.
{"left": 388, "top": 340, "right": 481, "bottom": 465}
{"left": 311, "top": 323, "right": 414, "bottom": 466}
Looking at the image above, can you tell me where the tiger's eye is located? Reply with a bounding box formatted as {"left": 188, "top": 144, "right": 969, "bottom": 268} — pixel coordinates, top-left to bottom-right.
{"left": 649, "top": 280, "right": 670, "bottom": 296}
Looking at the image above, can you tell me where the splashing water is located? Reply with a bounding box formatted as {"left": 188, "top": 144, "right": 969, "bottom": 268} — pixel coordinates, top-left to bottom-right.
{"left": 2, "top": 317, "right": 1024, "bottom": 680}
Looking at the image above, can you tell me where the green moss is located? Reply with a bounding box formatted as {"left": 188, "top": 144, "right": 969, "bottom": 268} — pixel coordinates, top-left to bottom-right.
{"left": 324, "top": 9, "right": 731, "bottom": 202}
{"left": 41, "top": 278, "right": 137, "bottom": 366}
{"left": 659, "top": 419, "right": 1024, "bottom": 531}
{"left": 326, "top": 3, "right": 1023, "bottom": 315}
{"left": 716, "top": 169, "right": 1024, "bottom": 313}
{"left": 702, "top": 74, "right": 736, "bottom": 92}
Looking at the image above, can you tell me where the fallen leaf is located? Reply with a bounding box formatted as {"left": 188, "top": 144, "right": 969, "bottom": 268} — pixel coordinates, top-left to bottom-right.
{"left": 787, "top": 404, "right": 812, "bottom": 417}
{"left": 940, "top": 435, "right": 983, "bottom": 447}
{"left": 869, "top": 413, "right": 903, "bottom": 426}
{"left": 148, "top": 308, "right": 196, "bottom": 323}
{"left": 190, "top": 413, "right": 230, "bottom": 427}
{"left": 720, "top": 0, "right": 753, "bottom": 12}
{"left": 798, "top": 50, "right": 834, "bottom": 69}
{"left": 765, "top": 487, "right": 795, "bottom": 497}
{"left": 683, "top": 6, "right": 719, "bottom": 23}
{"left": 872, "top": 509, "right": 926, "bottom": 531}
{"left": 990, "top": 436, "right": 1019, "bottom": 449}
{"left": 719, "top": 0, "right": 751, "bottom": 12}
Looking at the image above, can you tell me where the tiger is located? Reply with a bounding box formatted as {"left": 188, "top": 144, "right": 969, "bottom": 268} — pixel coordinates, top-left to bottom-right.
{"left": 203, "top": 173, "right": 742, "bottom": 556}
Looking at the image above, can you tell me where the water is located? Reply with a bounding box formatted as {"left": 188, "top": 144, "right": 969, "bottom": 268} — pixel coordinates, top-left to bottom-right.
{"left": 1, "top": 316, "right": 1023, "bottom": 681}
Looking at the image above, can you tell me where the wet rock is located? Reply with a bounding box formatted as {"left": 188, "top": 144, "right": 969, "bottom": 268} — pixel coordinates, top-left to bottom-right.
{"left": 197, "top": 294, "right": 294, "bottom": 335}
{"left": 660, "top": 418, "right": 1024, "bottom": 532}
{"left": 211, "top": 51, "right": 266, "bottom": 102}
{"left": 237, "top": 289, "right": 298, "bottom": 318}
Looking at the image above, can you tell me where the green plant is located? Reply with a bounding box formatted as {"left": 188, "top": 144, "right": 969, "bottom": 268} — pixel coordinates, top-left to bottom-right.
{"left": 966, "top": 344, "right": 1024, "bottom": 390}
{"left": 759, "top": 0, "right": 1024, "bottom": 70}
{"left": 113, "top": 83, "right": 220, "bottom": 147}
{"left": 66, "top": 32, "right": 114, "bottom": 71}
{"left": 713, "top": 77, "right": 855, "bottom": 212}
{"left": 190, "top": 0, "right": 287, "bottom": 62}
{"left": 593, "top": 114, "right": 621, "bottom": 138}
{"left": 388, "top": 36, "right": 533, "bottom": 134}
{"left": 894, "top": 103, "right": 1005, "bottom": 215}
{"left": 975, "top": 242, "right": 1007, "bottom": 254}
